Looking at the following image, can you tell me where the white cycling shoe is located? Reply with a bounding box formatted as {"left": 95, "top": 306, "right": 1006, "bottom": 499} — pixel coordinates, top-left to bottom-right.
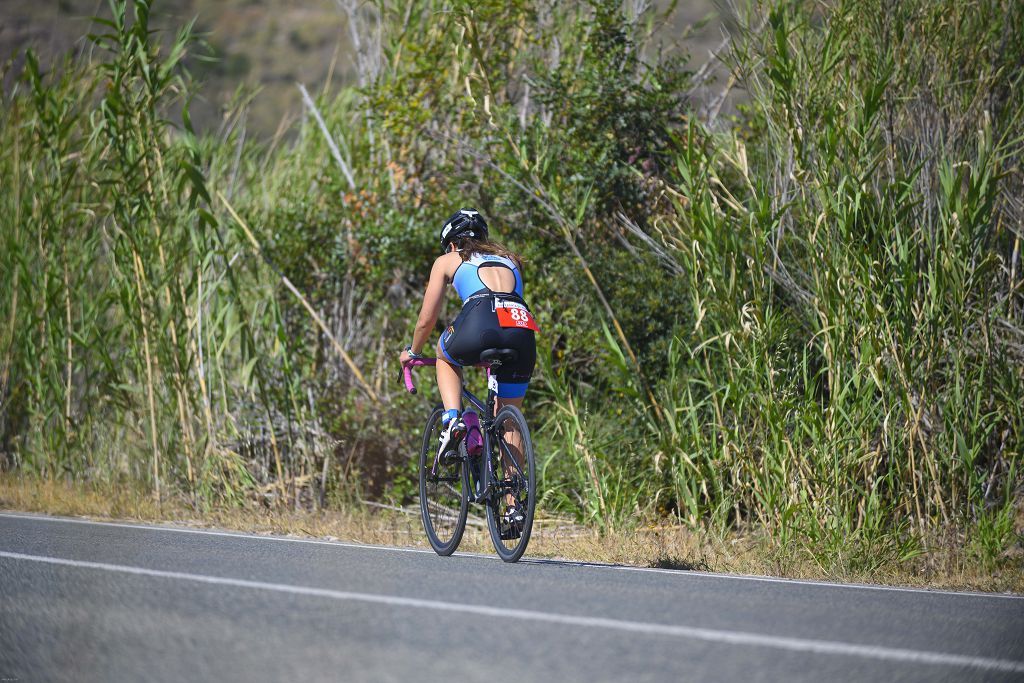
{"left": 500, "top": 504, "right": 525, "bottom": 540}
{"left": 437, "top": 417, "right": 464, "bottom": 457}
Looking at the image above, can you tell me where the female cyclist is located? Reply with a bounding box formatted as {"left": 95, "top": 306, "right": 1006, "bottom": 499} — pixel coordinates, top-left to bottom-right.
{"left": 399, "top": 208, "right": 538, "bottom": 528}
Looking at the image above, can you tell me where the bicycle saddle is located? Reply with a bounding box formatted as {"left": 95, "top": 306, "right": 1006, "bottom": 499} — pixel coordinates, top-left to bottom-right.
{"left": 479, "top": 348, "right": 518, "bottom": 367}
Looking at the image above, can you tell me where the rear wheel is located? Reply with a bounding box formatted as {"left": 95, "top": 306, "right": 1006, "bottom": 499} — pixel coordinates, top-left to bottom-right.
{"left": 419, "top": 406, "right": 469, "bottom": 556}
{"left": 485, "top": 405, "right": 536, "bottom": 562}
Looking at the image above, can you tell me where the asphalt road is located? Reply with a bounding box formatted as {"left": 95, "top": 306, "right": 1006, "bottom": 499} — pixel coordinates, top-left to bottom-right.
{"left": 1, "top": 512, "right": 1022, "bottom": 682}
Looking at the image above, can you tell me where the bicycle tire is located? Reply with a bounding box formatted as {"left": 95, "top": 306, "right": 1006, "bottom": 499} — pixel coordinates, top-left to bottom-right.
{"left": 485, "top": 405, "right": 536, "bottom": 562}
{"left": 419, "top": 405, "right": 469, "bottom": 556}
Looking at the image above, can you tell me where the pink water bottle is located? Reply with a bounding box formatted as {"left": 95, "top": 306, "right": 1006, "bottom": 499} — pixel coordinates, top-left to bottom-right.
{"left": 463, "top": 410, "right": 483, "bottom": 456}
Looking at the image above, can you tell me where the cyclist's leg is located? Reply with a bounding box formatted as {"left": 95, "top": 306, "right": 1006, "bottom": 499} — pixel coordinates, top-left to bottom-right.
{"left": 435, "top": 340, "right": 463, "bottom": 412}
{"left": 494, "top": 330, "right": 534, "bottom": 510}
{"left": 436, "top": 300, "right": 487, "bottom": 415}
{"left": 495, "top": 396, "right": 524, "bottom": 412}
{"left": 495, "top": 383, "right": 528, "bottom": 455}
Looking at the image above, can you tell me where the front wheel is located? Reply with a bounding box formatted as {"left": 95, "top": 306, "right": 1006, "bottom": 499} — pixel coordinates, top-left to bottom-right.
{"left": 485, "top": 405, "right": 536, "bottom": 562}
{"left": 419, "top": 406, "right": 469, "bottom": 556}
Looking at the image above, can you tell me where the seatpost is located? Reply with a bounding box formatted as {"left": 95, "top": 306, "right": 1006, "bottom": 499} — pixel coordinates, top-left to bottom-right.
{"left": 486, "top": 365, "right": 501, "bottom": 417}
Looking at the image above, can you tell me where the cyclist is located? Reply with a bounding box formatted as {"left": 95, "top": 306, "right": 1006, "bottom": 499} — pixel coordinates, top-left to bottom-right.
{"left": 399, "top": 208, "right": 538, "bottom": 531}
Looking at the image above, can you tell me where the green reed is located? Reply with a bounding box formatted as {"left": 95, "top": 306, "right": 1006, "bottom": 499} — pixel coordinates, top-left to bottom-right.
{"left": 625, "top": 0, "right": 1024, "bottom": 566}
{"left": 1, "top": 0, "right": 1020, "bottom": 574}
{"left": 0, "top": 0, "right": 338, "bottom": 507}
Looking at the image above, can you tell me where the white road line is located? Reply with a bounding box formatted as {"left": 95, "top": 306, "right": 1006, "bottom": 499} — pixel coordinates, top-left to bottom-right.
{"left": 2, "top": 550, "right": 1022, "bottom": 674}
{"left": 2, "top": 511, "right": 1021, "bottom": 601}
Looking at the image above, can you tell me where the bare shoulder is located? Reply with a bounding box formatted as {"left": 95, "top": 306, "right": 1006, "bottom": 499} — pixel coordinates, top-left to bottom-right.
{"left": 431, "top": 251, "right": 462, "bottom": 281}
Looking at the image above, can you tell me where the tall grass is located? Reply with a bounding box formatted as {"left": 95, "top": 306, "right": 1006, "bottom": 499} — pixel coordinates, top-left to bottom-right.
{"left": 624, "top": 0, "right": 1024, "bottom": 568}
{"left": 403, "top": 0, "right": 1022, "bottom": 569}
{"left": 1, "top": 0, "right": 1020, "bottom": 572}
{"left": 0, "top": 1, "right": 344, "bottom": 508}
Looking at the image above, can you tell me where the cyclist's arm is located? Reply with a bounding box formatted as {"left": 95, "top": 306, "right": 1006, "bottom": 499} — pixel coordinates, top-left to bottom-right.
{"left": 410, "top": 254, "right": 453, "bottom": 354}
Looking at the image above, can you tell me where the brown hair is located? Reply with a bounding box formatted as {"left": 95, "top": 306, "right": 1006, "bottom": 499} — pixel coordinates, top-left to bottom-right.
{"left": 455, "top": 236, "right": 525, "bottom": 269}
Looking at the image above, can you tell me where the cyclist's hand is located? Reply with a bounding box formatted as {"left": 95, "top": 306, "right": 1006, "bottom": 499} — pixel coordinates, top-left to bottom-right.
{"left": 399, "top": 348, "right": 415, "bottom": 366}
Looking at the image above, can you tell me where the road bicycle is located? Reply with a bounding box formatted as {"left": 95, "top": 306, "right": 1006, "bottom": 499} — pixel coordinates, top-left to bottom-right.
{"left": 402, "top": 350, "right": 536, "bottom": 562}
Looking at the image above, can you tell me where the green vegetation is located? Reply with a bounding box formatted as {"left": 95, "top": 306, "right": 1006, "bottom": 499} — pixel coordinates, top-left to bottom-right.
{"left": 1, "top": 0, "right": 1022, "bottom": 581}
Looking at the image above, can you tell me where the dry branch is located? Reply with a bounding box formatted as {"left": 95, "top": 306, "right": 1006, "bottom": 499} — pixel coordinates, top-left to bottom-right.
{"left": 218, "top": 192, "right": 380, "bottom": 404}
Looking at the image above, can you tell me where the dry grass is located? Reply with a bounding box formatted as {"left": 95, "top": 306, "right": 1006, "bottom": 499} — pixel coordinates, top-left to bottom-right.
{"left": 2, "top": 474, "right": 1020, "bottom": 595}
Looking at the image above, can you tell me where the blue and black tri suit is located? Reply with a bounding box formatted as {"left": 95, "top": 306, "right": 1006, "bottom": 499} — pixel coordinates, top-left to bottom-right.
{"left": 439, "top": 253, "right": 537, "bottom": 399}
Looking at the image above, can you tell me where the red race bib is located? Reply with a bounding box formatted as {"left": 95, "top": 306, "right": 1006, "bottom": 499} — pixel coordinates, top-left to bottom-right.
{"left": 495, "top": 300, "right": 540, "bottom": 331}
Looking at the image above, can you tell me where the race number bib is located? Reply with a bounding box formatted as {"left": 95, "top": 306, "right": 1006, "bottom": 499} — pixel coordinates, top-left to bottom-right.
{"left": 495, "top": 300, "right": 540, "bottom": 331}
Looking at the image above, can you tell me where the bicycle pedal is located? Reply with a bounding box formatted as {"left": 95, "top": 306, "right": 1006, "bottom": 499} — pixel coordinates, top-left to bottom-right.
{"left": 499, "top": 522, "right": 523, "bottom": 541}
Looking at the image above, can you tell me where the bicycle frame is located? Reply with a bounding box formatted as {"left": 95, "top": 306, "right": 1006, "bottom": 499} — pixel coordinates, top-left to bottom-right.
{"left": 402, "top": 358, "right": 523, "bottom": 504}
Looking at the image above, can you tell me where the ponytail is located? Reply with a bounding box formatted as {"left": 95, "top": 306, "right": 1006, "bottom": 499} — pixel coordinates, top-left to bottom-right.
{"left": 456, "top": 237, "right": 524, "bottom": 269}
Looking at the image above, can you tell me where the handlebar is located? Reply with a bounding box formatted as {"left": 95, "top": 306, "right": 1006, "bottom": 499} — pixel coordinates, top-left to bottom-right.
{"left": 402, "top": 357, "right": 497, "bottom": 395}
{"left": 401, "top": 357, "right": 437, "bottom": 394}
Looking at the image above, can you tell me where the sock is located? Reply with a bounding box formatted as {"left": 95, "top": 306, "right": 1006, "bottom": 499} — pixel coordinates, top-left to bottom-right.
{"left": 442, "top": 409, "right": 460, "bottom": 426}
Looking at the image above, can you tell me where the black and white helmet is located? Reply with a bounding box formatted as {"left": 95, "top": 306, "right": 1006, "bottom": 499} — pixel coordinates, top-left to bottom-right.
{"left": 439, "top": 208, "right": 488, "bottom": 252}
